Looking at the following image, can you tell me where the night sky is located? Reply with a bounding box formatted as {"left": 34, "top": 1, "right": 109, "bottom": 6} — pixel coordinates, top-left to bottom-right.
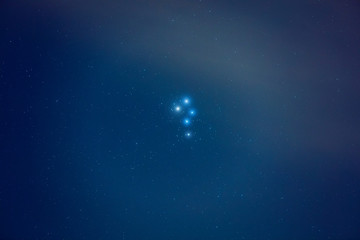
{"left": 1, "top": 1, "right": 360, "bottom": 239}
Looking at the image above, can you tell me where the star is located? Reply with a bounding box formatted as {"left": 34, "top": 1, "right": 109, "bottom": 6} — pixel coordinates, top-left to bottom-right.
{"left": 189, "top": 109, "right": 196, "bottom": 116}
{"left": 185, "top": 131, "right": 192, "bottom": 138}
{"left": 183, "top": 118, "right": 191, "bottom": 126}
{"left": 183, "top": 97, "right": 190, "bottom": 105}
{"left": 174, "top": 105, "right": 181, "bottom": 112}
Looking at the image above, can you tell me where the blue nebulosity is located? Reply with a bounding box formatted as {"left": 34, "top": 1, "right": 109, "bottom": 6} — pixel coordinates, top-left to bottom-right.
{"left": 1, "top": 1, "right": 360, "bottom": 240}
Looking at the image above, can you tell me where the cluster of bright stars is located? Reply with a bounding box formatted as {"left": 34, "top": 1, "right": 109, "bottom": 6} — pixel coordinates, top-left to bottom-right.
{"left": 172, "top": 96, "right": 197, "bottom": 139}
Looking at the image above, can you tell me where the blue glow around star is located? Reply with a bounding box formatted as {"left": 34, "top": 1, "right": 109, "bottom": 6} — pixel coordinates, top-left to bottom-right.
{"left": 174, "top": 105, "right": 181, "bottom": 112}
{"left": 189, "top": 109, "right": 196, "bottom": 116}
{"left": 183, "top": 118, "right": 191, "bottom": 126}
{"left": 183, "top": 97, "right": 190, "bottom": 105}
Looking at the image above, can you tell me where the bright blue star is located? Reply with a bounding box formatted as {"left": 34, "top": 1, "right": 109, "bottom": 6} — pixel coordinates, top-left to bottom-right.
{"left": 189, "top": 109, "right": 196, "bottom": 116}
{"left": 183, "top": 118, "right": 191, "bottom": 126}
{"left": 183, "top": 97, "right": 190, "bottom": 105}
{"left": 174, "top": 105, "right": 181, "bottom": 112}
{"left": 185, "top": 131, "right": 192, "bottom": 138}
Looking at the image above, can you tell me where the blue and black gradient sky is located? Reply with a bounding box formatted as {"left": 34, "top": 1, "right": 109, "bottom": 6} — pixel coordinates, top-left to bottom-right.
{"left": 1, "top": 1, "right": 360, "bottom": 239}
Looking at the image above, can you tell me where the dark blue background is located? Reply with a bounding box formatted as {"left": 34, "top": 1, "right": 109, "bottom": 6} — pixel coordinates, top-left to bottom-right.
{"left": 1, "top": 1, "right": 360, "bottom": 239}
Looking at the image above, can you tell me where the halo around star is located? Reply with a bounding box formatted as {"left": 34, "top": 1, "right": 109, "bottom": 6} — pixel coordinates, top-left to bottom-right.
{"left": 174, "top": 105, "right": 181, "bottom": 112}
{"left": 183, "top": 97, "right": 190, "bottom": 105}
{"left": 189, "top": 109, "right": 196, "bottom": 116}
{"left": 183, "top": 118, "right": 191, "bottom": 126}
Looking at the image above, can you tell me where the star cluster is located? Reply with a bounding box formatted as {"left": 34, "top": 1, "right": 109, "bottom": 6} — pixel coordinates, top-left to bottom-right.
{"left": 172, "top": 97, "right": 197, "bottom": 139}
